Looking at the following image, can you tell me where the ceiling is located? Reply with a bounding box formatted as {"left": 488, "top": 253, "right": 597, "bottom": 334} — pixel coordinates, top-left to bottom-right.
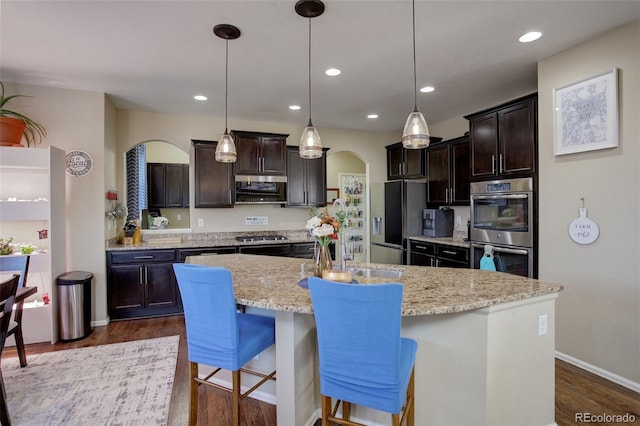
{"left": 1, "top": 1, "right": 639, "bottom": 135}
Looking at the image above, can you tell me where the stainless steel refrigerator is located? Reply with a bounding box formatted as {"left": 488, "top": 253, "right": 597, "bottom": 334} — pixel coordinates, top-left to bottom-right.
{"left": 370, "top": 180, "right": 427, "bottom": 264}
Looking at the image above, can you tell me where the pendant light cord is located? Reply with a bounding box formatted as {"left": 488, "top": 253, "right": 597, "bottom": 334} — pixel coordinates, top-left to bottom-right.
{"left": 225, "top": 38, "right": 229, "bottom": 133}
{"left": 412, "top": 0, "right": 418, "bottom": 113}
{"left": 307, "top": 17, "right": 313, "bottom": 125}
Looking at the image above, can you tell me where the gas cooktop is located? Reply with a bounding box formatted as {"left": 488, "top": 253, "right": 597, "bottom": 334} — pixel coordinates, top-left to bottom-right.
{"left": 235, "top": 235, "right": 288, "bottom": 243}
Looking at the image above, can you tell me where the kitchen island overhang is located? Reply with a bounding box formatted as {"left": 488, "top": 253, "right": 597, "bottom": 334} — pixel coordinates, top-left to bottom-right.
{"left": 186, "top": 254, "right": 563, "bottom": 426}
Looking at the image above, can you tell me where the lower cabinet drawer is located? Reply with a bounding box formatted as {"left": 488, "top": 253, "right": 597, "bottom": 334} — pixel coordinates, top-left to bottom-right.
{"left": 436, "top": 245, "right": 468, "bottom": 262}
{"left": 110, "top": 249, "right": 176, "bottom": 264}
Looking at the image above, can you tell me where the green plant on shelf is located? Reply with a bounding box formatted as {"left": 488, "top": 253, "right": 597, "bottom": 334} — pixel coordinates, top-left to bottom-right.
{"left": 20, "top": 243, "right": 36, "bottom": 254}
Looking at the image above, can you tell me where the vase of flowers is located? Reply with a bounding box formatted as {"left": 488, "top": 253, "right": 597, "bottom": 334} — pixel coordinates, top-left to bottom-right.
{"left": 305, "top": 208, "right": 345, "bottom": 277}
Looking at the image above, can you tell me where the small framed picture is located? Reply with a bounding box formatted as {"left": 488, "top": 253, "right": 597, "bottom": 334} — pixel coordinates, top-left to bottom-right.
{"left": 326, "top": 188, "right": 339, "bottom": 203}
{"left": 553, "top": 68, "right": 618, "bottom": 156}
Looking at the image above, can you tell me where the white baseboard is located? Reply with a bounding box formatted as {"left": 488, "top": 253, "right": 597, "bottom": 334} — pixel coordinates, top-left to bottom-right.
{"left": 91, "top": 317, "right": 110, "bottom": 327}
{"left": 556, "top": 351, "right": 640, "bottom": 393}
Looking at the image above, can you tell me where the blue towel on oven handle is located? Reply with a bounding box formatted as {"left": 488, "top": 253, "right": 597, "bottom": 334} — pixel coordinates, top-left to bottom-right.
{"left": 480, "top": 245, "right": 496, "bottom": 271}
{"left": 480, "top": 255, "right": 496, "bottom": 271}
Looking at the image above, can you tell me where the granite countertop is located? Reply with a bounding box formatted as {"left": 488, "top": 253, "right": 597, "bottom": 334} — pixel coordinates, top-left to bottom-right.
{"left": 186, "top": 253, "right": 563, "bottom": 316}
{"left": 408, "top": 235, "right": 470, "bottom": 248}
{"left": 105, "top": 230, "right": 315, "bottom": 251}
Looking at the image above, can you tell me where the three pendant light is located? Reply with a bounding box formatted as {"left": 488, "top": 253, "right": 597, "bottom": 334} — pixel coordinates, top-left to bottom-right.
{"left": 214, "top": 0, "right": 428, "bottom": 163}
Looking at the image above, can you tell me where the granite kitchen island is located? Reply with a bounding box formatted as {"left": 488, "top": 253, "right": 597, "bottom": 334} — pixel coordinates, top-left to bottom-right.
{"left": 187, "top": 253, "right": 563, "bottom": 426}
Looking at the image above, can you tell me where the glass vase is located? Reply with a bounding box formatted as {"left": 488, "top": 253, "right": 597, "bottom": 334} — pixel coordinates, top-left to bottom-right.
{"left": 313, "top": 243, "right": 333, "bottom": 278}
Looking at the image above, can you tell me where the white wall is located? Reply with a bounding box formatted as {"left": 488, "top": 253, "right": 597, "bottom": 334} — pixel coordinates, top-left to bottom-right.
{"left": 538, "top": 20, "right": 640, "bottom": 385}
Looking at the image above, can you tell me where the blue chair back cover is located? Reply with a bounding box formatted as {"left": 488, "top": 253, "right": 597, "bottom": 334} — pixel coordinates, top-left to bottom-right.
{"left": 308, "top": 278, "right": 417, "bottom": 414}
{"left": 173, "top": 263, "right": 275, "bottom": 371}
{"left": 0, "top": 255, "right": 30, "bottom": 288}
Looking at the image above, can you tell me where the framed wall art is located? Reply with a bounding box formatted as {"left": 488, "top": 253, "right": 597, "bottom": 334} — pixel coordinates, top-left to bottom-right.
{"left": 553, "top": 68, "right": 618, "bottom": 156}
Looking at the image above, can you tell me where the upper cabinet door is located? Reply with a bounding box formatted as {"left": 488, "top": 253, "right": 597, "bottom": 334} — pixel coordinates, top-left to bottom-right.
{"left": 466, "top": 94, "right": 537, "bottom": 181}
{"left": 498, "top": 98, "right": 536, "bottom": 176}
{"left": 234, "top": 134, "right": 261, "bottom": 175}
{"left": 231, "top": 131, "right": 288, "bottom": 175}
{"left": 469, "top": 113, "right": 498, "bottom": 179}
{"left": 192, "top": 140, "right": 234, "bottom": 208}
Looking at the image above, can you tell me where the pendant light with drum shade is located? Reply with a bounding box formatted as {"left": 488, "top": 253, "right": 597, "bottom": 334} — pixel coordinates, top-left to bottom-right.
{"left": 402, "top": 0, "right": 430, "bottom": 149}
{"left": 296, "top": 0, "right": 324, "bottom": 159}
{"left": 213, "top": 24, "right": 240, "bottom": 163}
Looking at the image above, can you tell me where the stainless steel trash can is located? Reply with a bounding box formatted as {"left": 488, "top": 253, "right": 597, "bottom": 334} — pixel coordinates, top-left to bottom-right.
{"left": 57, "top": 271, "right": 93, "bottom": 341}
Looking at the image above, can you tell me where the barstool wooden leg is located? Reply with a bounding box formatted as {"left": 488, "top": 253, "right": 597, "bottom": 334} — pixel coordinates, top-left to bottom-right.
{"left": 407, "top": 368, "right": 415, "bottom": 426}
{"left": 232, "top": 370, "right": 241, "bottom": 426}
{"left": 189, "top": 362, "right": 199, "bottom": 426}
{"left": 342, "top": 401, "right": 351, "bottom": 421}
{"left": 321, "top": 395, "right": 331, "bottom": 426}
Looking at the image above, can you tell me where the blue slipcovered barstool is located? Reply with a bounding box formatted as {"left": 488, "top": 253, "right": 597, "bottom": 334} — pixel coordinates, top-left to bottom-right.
{"left": 173, "top": 263, "right": 276, "bottom": 426}
{"left": 308, "top": 277, "right": 417, "bottom": 426}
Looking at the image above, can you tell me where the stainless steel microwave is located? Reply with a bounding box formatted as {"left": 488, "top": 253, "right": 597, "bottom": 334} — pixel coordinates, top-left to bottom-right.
{"left": 235, "top": 175, "right": 287, "bottom": 204}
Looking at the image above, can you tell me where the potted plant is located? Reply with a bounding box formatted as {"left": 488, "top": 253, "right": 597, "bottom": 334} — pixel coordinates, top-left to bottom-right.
{"left": 0, "top": 81, "right": 47, "bottom": 147}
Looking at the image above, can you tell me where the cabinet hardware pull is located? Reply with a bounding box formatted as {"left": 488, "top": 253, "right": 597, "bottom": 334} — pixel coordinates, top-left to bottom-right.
{"left": 445, "top": 188, "right": 449, "bottom": 204}
{"left": 450, "top": 187, "right": 455, "bottom": 202}
{"left": 134, "top": 256, "right": 154, "bottom": 259}
{"left": 415, "top": 245, "right": 427, "bottom": 250}
{"left": 442, "top": 250, "right": 456, "bottom": 255}
{"left": 139, "top": 266, "right": 144, "bottom": 284}
{"left": 491, "top": 155, "right": 496, "bottom": 175}
{"left": 144, "top": 266, "right": 148, "bottom": 284}
{"left": 499, "top": 154, "right": 504, "bottom": 174}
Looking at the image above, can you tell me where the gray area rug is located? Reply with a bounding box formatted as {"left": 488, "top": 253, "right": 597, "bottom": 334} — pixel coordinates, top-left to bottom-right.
{"left": 2, "top": 335, "right": 180, "bottom": 425}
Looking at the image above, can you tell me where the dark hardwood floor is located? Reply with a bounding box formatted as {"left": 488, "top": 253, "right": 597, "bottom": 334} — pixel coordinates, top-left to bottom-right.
{"left": 3, "top": 315, "right": 638, "bottom": 425}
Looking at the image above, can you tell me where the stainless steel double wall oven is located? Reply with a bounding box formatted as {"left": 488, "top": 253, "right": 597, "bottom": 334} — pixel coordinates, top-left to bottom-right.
{"left": 469, "top": 177, "right": 536, "bottom": 277}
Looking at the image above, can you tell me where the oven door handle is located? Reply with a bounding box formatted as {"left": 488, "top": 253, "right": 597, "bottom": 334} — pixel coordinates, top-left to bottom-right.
{"left": 472, "top": 243, "right": 529, "bottom": 256}
{"left": 472, "top": 194, "right": 528, "bottom": 200}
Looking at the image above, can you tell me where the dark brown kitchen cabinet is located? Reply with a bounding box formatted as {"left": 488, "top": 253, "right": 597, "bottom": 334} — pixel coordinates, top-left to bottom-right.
{"left": 386, "top": 137, "right": 443, "bottom": 180}
{"left": 238, "top": 244, "right": 292, "bottom": 257}
{"left": 426, "top": 136, "right": 470, "bottom": 207}
{"left": 147, "top": 163, "right": 189, "bottom": 208}
{"left": 107, "top": 249, "right": 182, "bottom": 320}
{"left": 230, "top": 130, "right": 288, "bottom": 176}
{"left": 465, "top": 94, "right": 537, "bottom": 180}
{"left": 286, "top": 146, "right": 327, "bottom": 207}
{"left": 192, "top": 140, "right": 234, "bottom": 208}
{"left": 409, "top": 240, "right": 469, "bottom": 268}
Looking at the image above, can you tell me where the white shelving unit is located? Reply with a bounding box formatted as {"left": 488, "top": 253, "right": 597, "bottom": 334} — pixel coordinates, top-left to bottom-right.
{"left": 339, "top": 173, "right": 367, "bottom": 263}
{"left": 0, "top": 146, "right": 66, "bottom": 344}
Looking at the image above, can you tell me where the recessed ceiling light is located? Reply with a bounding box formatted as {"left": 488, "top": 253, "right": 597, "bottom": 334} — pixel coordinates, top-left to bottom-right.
{"left": 289, "top": 105, "right": 301, "bottom": 110}
{"left": 367, "top": 114, "right": 379, "bottom": 119}
{"left": 519, "top": 31, "right": 542, "bottom": 43}
{"left": 325, "top": 68, "right": 341, "bottom": 77}
{"left": 420, "top": 86, "right": 435, "bottom": 93}
{"left": 194, "top": 95, "right": 208, "bottom": 101}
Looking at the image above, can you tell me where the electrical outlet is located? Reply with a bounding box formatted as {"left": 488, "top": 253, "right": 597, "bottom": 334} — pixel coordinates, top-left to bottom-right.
{"left": 177, "top": 214, "right": 181, "bottom": 221}
{"left": 538, "top": 314, "right": 548, "bottom": 336}
{"left": 456, "top": 216, "right": 462, "bottom": 226}
{"left": 197, "top": 218, "right": 204, "bottom": 227}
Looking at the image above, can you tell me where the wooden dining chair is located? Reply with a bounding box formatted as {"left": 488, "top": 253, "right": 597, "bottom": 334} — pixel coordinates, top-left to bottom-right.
{"left": 0, "top": 274, "right": 20, "bottom": 426}
{"left": 0, "top": 255, "right": 30, "bottom": 368}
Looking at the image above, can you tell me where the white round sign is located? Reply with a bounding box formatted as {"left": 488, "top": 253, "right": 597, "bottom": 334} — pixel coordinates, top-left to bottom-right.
{"left": 65, "top": 150, "right": 93, "bottom": 177}
{"left": 569, "top": 208, "right": 599, "bottom": 245}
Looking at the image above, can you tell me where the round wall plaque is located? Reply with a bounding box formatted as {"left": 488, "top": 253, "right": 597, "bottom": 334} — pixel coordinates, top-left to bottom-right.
{"left": 568, "top": 208, "right": 599, "bottom": 245}
{"left": 65, "top": 150, "right": 93, "bottom": 176}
